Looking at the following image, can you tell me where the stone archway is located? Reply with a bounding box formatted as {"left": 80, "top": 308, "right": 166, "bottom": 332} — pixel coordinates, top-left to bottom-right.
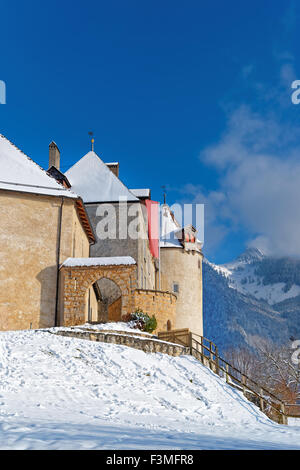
{"left": 59, "top": 258, "right": 137, "bottom": 327}
{"left": 96, "top": 277, "right": 122, "bottom": 322}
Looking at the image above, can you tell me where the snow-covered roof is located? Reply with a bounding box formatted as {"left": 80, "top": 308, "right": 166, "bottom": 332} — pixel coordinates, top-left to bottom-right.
{"left": 0, "top": 134, "right": 78, "bottom": 198}
{"left": 61, "top": 256, "right": 136, "bottom": 268}
{"left": 160, "top": 204, "right": 182, "bottom": 249}
{"left": 130, "top": 188, "right": 151, "bottom": 199}
{"left": 65, "top": 151, "right": 138, "bottom": 203}
{"left": 159, "top": 204, "right": 203, "bottom": 250}
{"left": 160, "top": 235, "right": 182, "bottom": 248}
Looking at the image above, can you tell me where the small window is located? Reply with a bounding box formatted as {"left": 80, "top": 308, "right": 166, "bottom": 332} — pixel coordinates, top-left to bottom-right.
{"left": 173, "top": 283, "right": 179, "bottom": 293}
{"left": 167, "top": 320, "right": 172, "bottom": 331}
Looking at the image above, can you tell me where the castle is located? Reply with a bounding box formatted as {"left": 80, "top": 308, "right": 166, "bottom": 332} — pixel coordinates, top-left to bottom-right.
{"left": 0, "top": 135, "right": 203, "bottom": 336}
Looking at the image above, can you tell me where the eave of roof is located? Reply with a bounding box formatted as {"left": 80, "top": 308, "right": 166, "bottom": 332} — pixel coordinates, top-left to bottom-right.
{"left": 130, "top": 188, "right": 151, "bottom": 199}
{"left": 75, "top": 198, "right": 96, "bottom": 244}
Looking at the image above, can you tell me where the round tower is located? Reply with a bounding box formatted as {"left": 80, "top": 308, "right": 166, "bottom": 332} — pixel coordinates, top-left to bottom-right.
{"left": 160, "top": 205, "right": 203, "bottom": 336}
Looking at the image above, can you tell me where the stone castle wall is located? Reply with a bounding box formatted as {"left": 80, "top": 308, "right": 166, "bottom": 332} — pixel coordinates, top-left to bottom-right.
{"left": 0, "top": 190, "right": 90, "bottom": 331}
{"left": 133, "top": 289, "right": 177, "bottom": 332}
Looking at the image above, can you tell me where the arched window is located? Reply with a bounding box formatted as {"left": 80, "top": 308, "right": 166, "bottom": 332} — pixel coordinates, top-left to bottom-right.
{"left": 167, "top": 320, "right": 172, "bottom": 331}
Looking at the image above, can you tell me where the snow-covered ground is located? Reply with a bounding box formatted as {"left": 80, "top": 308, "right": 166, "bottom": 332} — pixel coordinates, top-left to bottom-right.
{"left": 77, "top": 321, "right": 153, "bottom": 335}
{"left": 1, "top": 329, "right": 300, "bottom": 450}
{"left": 49, "top": 322, "right": 155, "bottom": 340}
{"left": 288, "top": 418, "right": 300, "bottom": 426}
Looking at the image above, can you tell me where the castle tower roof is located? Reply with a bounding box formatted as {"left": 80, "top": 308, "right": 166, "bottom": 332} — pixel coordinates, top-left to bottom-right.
{"left": 160, "top": 204, "right": 202, "bottom": 251}
{"left": 160, "top": 204, "right": 182, "bottom": 248}
{"left": 65, "top": 151, "right": 138, "bottom": 203}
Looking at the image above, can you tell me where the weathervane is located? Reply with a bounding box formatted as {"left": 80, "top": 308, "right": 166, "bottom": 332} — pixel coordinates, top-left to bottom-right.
{"left": 161, "top": 185, "right": 166, "bottom": 205}
{"left": 88, "top": 131, "right": 94, "bottom": 151}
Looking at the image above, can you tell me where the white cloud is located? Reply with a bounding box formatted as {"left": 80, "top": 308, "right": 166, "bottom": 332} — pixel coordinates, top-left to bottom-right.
{"left": 198, "top": 104, "right": 300, "bottom": 257}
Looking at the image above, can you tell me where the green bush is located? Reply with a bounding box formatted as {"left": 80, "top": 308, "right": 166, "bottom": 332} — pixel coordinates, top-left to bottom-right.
{"left": 129, "top": 309, "right": 157, "bottom": 333}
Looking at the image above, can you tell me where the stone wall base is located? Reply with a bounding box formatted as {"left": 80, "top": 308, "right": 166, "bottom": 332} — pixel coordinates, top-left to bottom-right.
{"left": 50, "top": 329, "right": 189, "bottom": 357}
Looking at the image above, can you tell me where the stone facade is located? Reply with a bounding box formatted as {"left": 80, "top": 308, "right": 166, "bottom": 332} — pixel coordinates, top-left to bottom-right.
{"left": 133, "top": 289, "right": 177, "bottom": 333}
{"left": 59, "top": 263, "right": 137, "bottom": 326}
{"left": 0, "top": 190, "right": 92, "bottom": 331}
{"left": 85, "top": 201, "right": 156, "bottom": 290}
{"left": 59, "top": 262, "right": 178, "bottom": 330}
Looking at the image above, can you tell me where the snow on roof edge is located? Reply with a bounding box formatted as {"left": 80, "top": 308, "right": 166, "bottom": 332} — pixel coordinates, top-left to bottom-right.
{"left": 61, "top": 256, "right": 136, "bottom": 268}
{"left": 130, "top": 188, "right": 151, "bottom": 198}
{"left": 0, "top": 134, "right": 78, "bottom": 199}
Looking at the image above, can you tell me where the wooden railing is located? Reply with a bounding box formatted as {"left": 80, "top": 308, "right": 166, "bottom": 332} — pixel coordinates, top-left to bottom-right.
{"left": 284, "top": 403, "right": 300, "bottom": 418}
{"left": 158, "top": 328, "right": 190, "bottom": 347}
{"left": 158, "top": 329, "right": 300, "bottom": 425}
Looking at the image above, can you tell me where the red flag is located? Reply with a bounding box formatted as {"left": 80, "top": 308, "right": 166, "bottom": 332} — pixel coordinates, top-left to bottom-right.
{"left": 145, "top": 200, "right": 159, "bottom": 258}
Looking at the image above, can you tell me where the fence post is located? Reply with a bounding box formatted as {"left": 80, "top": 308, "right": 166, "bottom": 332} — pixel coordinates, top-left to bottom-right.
{"left": 189, "top": 332, "right": 193, "bottom": 356}
{"left": 215, "top": 346, "right": 220, "bottom": 376}
{"left": 195, "top": 339, "right": 199, "bottom": 360}
{"left": 259, "top": 388, "right": 264, "bottom": 412}
{"left": 241, "top": 375, "right": 246, "bottom": 395}
{"left": 280, "top": 403, "right": 287, "bottom": 425}
{"left": 200, "top": 336, "right": 204, "bottom": 364}
{"left": 226, "top": 364, "right": 229, "bottom": 383}
{"left": 209, "top": 341, "right": 213, "bottom": 370}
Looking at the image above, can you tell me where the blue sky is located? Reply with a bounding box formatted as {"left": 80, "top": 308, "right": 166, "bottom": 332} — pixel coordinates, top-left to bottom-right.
{"left": 1, "top": 1, "right": 300, "bottom": 263}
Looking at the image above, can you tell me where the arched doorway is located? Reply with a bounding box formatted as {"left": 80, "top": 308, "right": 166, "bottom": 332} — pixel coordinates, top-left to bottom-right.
{"left": 59, "top": 259, "right": 137, "bottom": 327}
{"left": 95, "top": 277, "right": 122, "bottom": 322}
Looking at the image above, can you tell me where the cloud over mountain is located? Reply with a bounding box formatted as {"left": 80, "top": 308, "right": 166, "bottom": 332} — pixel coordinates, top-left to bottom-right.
{"left": 200, "top": 102, "right": 300, "bottom": 256}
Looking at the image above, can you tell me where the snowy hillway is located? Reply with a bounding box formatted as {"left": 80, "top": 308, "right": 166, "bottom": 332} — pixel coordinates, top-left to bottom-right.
{"left": 203, "top": 248, "right": 300, "bottom": 352}
{"left": 0, "top": 328, "right": 300, "bottom": 449}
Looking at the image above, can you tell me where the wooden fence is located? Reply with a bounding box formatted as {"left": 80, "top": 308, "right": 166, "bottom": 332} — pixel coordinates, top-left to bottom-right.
{"left": 158, "top": 329, "right": 300, "bottom": 425}
{"left": 157, "top": 328, "right": 190, "bottom": 347}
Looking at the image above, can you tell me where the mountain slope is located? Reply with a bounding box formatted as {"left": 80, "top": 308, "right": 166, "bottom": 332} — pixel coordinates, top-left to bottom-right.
{"left": 203, "top": 248, "right": 300, "bottom": 352}
{"left": 0, "top": 328, "right": 300, "bottom": 449}
{"left": 203, "top": 261, "right": 289, "bottom": 353}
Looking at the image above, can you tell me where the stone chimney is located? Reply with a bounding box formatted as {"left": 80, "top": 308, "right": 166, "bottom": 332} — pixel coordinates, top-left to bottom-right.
{"left": 49, "top": 141, "right": 60, "bottom": 170}
{"left": 106, "top": 162, "right": 119, "bottom": 178}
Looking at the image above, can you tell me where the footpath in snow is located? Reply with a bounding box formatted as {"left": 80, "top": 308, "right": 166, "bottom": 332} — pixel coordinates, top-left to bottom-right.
{"left": 0, "top": 328, "right": 300, "bottom": 450}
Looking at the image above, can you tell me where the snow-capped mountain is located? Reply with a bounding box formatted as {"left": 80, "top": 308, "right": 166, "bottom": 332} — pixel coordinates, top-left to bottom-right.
{"left": 210, "top": 248, "right": 300, "bottom": 306}
{"left": 203, "top": 248, "right": 300, "bottom": 353}
{"left": 235, "top": 247, "right": 265, "bottom": 263}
